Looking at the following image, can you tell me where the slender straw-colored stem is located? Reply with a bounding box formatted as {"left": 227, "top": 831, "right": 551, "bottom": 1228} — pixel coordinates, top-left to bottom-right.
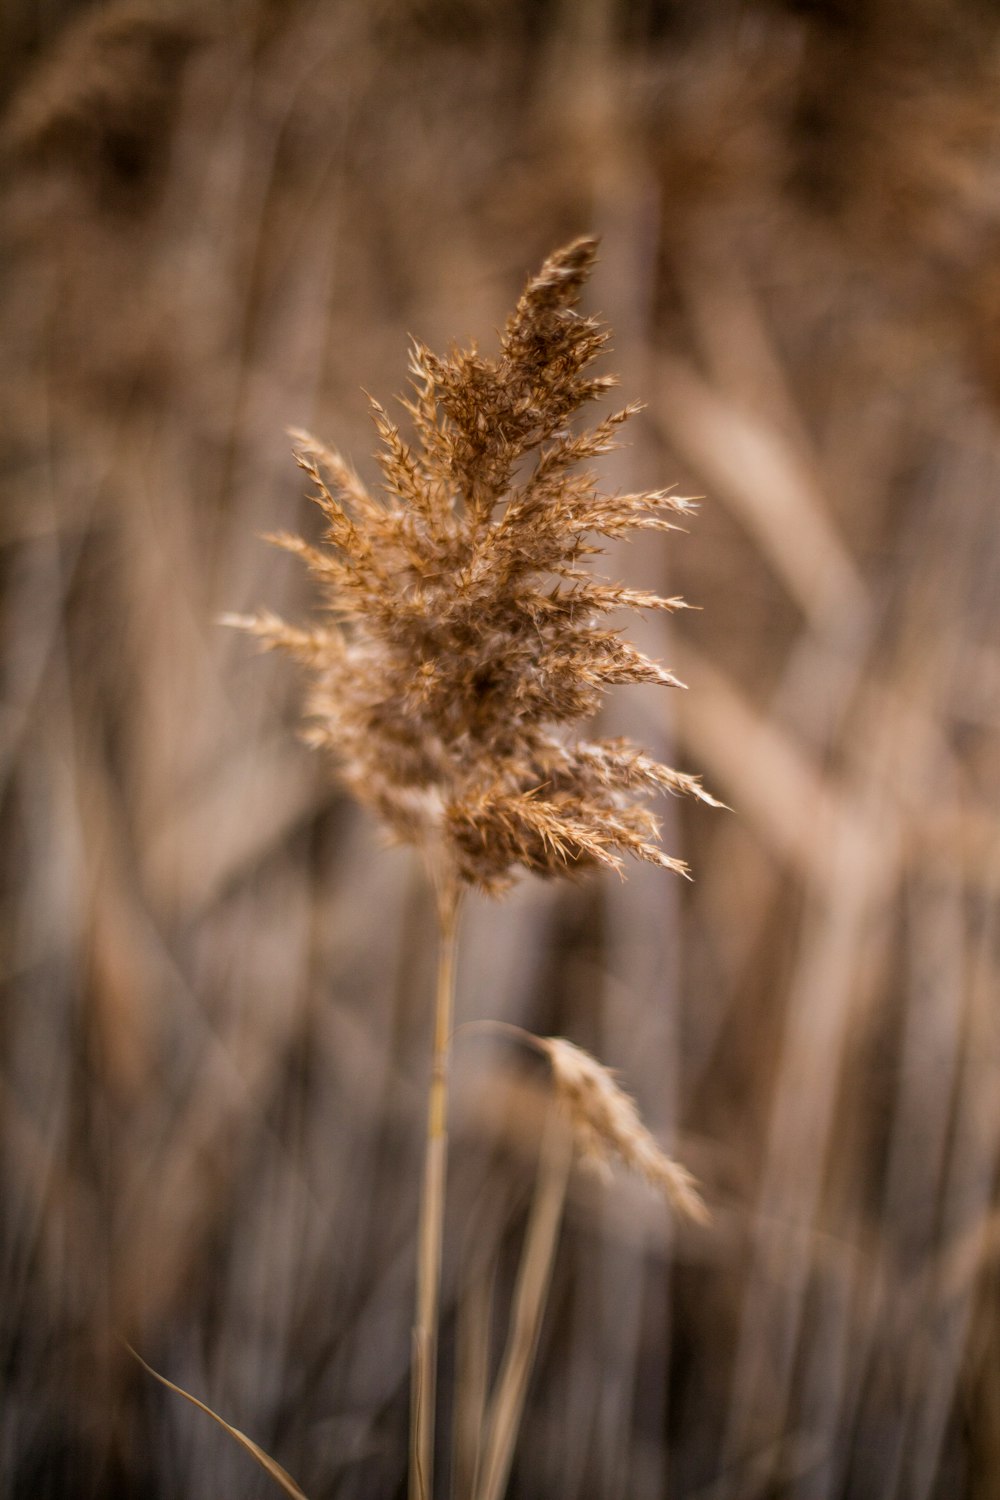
{"left": 410, "top": 878, "right": 461, "bottom": 1500}
{"left": 453, "top": 1253, "right": 496, "bottom": 1500}
{"left": 475, "top": 1105, "right": 573, "bottom": 1500}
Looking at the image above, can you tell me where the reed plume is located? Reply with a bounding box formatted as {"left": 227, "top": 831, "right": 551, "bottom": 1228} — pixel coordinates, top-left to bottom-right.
{"left": 231, "top": 236, "right": 718, "bottom": 898}
{"left": 542, "top": 1035, "right": 709, "bottom": 1222}
{"left": 230, "top": 237, "right": 713, "bottom": 1500}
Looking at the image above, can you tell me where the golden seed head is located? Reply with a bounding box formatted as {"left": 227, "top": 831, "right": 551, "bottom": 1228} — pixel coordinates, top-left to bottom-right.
{"left": 233, "top": 238, "right": 718, "bottom": 894}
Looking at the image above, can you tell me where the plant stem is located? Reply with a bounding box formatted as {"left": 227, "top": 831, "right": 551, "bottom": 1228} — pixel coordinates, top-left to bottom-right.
{"left": 475, "top": 1105, "right": 572, "bottom": 1500}
{"left": 411, "top": 877, "right": 461, "bottom": 1500}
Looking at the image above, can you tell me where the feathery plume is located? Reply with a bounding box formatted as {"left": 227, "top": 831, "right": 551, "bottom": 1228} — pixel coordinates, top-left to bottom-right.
{"left": 233, "top": 237, "right": 718, "bottom": 893}
{"left": 541, "top": 1036, "right": 709, "bottom": 1223}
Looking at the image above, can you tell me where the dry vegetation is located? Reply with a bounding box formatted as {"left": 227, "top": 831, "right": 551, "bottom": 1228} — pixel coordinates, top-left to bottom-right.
{"left": 230, "top": 235, "right": 712, "bottom": 1500}
{"left": 231, "top": 239, "right": 716, "bottom": 893}
{"left": 2, "top": 2, "right": 1000, "bottom": 1498}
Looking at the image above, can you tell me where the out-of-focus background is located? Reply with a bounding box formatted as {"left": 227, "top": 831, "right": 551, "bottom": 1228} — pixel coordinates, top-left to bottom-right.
{"left": 3, "top": 2, "right": 1000, "bottom": 1497}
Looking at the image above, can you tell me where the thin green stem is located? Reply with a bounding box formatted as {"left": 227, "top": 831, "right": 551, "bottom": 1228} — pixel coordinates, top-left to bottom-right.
{"left": 410, "top": 877, "right": 461, "bottom": 1500}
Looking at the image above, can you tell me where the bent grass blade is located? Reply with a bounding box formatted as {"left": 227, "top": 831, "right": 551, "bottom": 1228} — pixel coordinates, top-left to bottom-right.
{"left": 125, "top": 1342, "right": 311, "bottom": 1500}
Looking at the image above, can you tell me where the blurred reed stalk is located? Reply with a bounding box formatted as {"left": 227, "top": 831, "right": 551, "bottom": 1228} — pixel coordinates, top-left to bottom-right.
{"left": 474, "top": 1102, "right": 573, "bottom": 1500}
{"left": 411, "top": 875, "right": 461, "bottom": 1500}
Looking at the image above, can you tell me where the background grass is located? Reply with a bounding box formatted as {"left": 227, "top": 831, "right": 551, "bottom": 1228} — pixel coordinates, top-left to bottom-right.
{"left": 2, "top": 2, "right": 1000, "bottom": 1496}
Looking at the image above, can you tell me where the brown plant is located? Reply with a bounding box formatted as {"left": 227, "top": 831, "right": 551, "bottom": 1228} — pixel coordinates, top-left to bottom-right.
{"left": 229, "top": 236, "right": 718, "bottom": 898}
{"left": 228, "top": 237, "right": 713, "bottom": 1500}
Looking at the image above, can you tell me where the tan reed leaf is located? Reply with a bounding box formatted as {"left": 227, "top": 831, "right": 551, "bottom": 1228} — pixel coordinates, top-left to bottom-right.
{"left": 230, "top": 238, "right": 715, "bottom": 893}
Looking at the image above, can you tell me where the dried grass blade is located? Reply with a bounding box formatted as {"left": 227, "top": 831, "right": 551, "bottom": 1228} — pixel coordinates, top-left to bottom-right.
{"left": 125, "top": 1343, "right": 311, "bottom": 1500}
